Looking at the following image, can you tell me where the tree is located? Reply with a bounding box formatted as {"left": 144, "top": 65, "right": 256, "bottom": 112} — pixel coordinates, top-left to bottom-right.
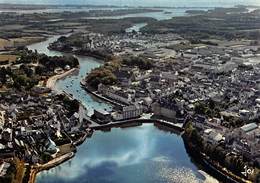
{"left": 0, "top": 67, "right": 7, "bottom": 84}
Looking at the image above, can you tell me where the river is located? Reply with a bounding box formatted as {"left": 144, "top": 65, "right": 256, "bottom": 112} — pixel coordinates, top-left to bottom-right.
{"left": 37, "top": 124, "right": 215, "bottom": 183}
{"left": 27, "top": 34, "right": 219, "bottom": 183}
{"left": 27, "top": 36, "right": 112, "bottom": 116}
{"left": 0, "top": 7, "right": 211, "bottom": 20}
{"left": 26, "top": 11, "right": 220, "bottom": 182}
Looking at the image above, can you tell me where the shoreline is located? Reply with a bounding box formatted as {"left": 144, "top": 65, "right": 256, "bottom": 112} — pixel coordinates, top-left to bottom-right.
{"left": 26, "top": 36, "right": 251, "bottom": 183}
{"left": 80, "top": 81, "right": 125, "bottom": 107}
{"left": 29, "top": 152, "right": 75, "bottom": 183}
{"left": 46, "top": 68, "right": 78, "bottom": 90}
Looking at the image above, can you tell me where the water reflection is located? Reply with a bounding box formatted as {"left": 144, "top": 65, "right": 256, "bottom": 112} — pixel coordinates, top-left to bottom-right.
{"left": 37, "top": 124, "right": 206, "bottom": 183}
{"left": 28, "top": 33, "right": 218, "bottom": 183}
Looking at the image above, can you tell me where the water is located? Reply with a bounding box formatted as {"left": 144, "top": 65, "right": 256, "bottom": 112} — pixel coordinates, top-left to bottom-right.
{"left": 27, "top": 36, "right": 112, "bottom": 116}
{"left": 0, "top": 7, "right": 130, "bottom": 14}
{"left": 26, "top": 21, "right": 218, "bottom": 183}
{"left": 83, "top": 8, "right": 197, "bottom": 20}
{"left": 0, "top": 7, "right": 211, "bottom": 20}
{"left": 36, "top": 124, "right": 207, "bottom": 183}
{"left": 125, "top": 23, "right": 147, "bottom": 32}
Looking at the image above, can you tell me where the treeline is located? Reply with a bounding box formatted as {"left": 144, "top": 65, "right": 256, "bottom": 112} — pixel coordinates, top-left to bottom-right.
{"left": 122, "top": 55, "right": 153, "bottom": 70}
{"left": 38, "top": 55, "right": 78, "bottom": 73}
{"left": 0, "top": 50, "right": 79, "bottom": 90}
{"left": 56, "top": 94, "right": 80, "bottom": 117}
{"left": 85, "top": 57, "right": 121, "bottom": 89}
{"left": 0, "top": 66, "right": 38, "bottom": 90}
{"left": 76, "top": 48, "right": 114, "bottom": 60}
{"left": 184, "top": 122, "right": 258, "bottom": 181}
{"left": 141, "top": 7, "right": 260, "bottom": 41}
{"left": 85, "top": 55, "right": 154, "bottom": 89}
{"left": 79, "top": 17, "right": 156, "bottom": 35}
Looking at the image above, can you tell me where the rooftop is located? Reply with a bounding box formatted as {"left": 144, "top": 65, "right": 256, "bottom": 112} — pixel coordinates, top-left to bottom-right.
{"left": 240, "top": 123, "right": 258, "bottom": 133}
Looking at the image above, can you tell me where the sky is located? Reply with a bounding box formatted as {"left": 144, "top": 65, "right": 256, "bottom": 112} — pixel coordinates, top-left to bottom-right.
{"left": 0, "top": 0, "right": 260, "bottom": 7}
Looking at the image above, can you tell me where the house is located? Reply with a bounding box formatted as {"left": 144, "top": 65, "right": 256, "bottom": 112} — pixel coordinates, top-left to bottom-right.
{"left": 0, "top": 110, "right": 5, "bottom": 128}
{"left": 193, "top": 115, "right": 207, "bottom": 129}
{"left": 2, "top": 128, "right": 12, "bottom": 142}
{"left": 98, "top": 84, "right": 132, "bottom": 105}
{"left": 203, "top": 129, "right": 224, "bottom": 145}
{"left": 92, "top": 109, "right": 111, "bottom": 124}
{"left": 0, "top": 161, "right": 10, "bottom": 177}
{"left": 114, "top": 68, "right": 133, "bottom": 86}
{"left": 112, "top": 105, "right": 142, "bottom": 121}
{"left": 152, "top": 101, "right": 176, "bottom": 120}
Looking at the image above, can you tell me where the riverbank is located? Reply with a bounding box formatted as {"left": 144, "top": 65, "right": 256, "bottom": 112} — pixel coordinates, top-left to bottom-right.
{"left": 183, "top": 135, "right": 254, "bottom": 183}
{"left": 88, "top": 117, "right": 184, "bottom": 132}
{"left": 46, "top": 68, "right": 78, "bottom": 90}
{"left": 29, "top": 152, "right": 75, "bottom": 183}
{"left": 27, "top": 35, "right": 222, "bottom": 183}
{"left": 81, "top": 81, "right": 124, "bottom": 107}
{"left": 40, "top": 42, "right": 247, "bottom": 183}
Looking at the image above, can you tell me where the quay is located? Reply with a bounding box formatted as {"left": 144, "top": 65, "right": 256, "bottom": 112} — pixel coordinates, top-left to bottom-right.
{"left": 29, "top": 152, "right": 75, "bottom": 183}
{"left": 80, "top": 81, "right": 124, "bottom": 108}
{"left": 88, "top": 117, "right": 184, "bottom": 132}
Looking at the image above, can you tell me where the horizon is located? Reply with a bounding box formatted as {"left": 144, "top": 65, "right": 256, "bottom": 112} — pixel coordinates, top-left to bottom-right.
{"left": 0, "top": 0, "right": 260, "bottom": 7}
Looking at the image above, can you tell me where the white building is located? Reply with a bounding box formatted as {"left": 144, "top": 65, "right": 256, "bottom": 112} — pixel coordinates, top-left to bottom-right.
{"left": 112, "top": 105, "right": 142, "bottom": 121}
{"left": 203, "top": 129, "right": 224, "bottom": 145}
{"left": 98, "top": 84, "right": 132, "bottom": 104}
{"left": 0, "top": 111, "right": 5, "bottom": 128}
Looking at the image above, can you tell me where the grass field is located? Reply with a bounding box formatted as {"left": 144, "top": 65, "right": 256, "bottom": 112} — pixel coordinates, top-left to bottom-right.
{"left": 0, "top": 36, "right": 45, "bottom": 51}
{"left": 0, "top": 54, "right": 17, "bottom": 62}
{"left": 0, "top": 38, "right": 11, "bottom": 50}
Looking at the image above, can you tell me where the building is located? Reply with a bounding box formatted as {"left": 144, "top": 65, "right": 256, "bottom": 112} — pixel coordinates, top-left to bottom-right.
{"left": 98, "top": 84, "right": 132, "bottom": 105}
{"left": 203, "top": 129, "right": 224, "bottom": 145}
{"left": 0, "top": 110, "right": 5, "bottom": 128}
{"left": 114, "top": 68, "right": 133, "bottom": 86}
{"left": 151, "top": 95, "right": 184, "bottom": 121}
{"left": 0, "top": 161, "right": 10, "bottom": 177}
{"left": 112, "top": 105, "right": 142, "bottom": 121}
{"left": 2, "top": 128, "right": 12, "bottom": 142}
{"left": 226, "top": 123, "right": 260, "bottom": 162}
{"left": 92, "top": 109, "right": 112, "bottom": 124}
{"left": 240, "top": 123, "right": 259, "bottom": 136}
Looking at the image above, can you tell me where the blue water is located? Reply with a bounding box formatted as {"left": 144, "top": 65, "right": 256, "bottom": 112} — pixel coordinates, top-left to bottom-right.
{"left": 27, "top": 36, "right": 112, "bottom": 116}
{"left": 2, "top": 0, "right": 260, "bottom": 8}
{"left": 26, "top": 15, "right": 219, "bottom": 182}
{"left": 84, "top": 8, "right": 208, "bottom": 20}
{"left": 36, "top": 124, "right": 206, "bottom": 183}
{"left": 0, "top": 7, "right": 209, "bottom": 20}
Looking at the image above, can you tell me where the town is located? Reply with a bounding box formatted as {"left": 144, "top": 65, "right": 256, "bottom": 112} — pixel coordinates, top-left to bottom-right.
{"left": 49, "top": 7, "right": 260, "bottom": 182}
{"left": 0, "top": 47, "right": 93, "bottom": 182}
{"left": 0, "top": 4, "right": 260, "bottom": 183}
